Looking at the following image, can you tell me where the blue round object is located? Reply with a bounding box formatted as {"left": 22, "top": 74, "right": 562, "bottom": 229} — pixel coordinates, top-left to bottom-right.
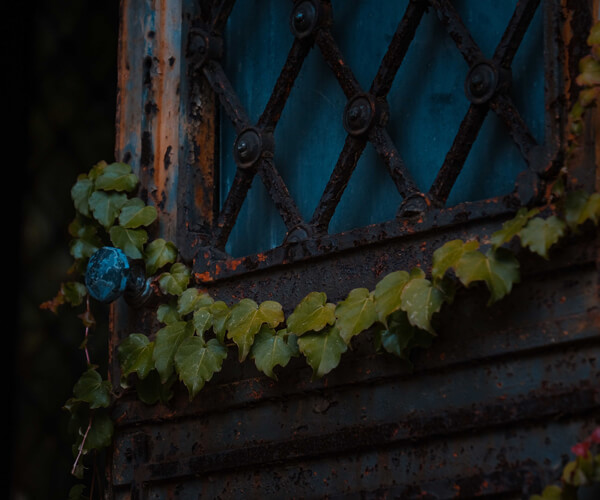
{"left": 85, "top": 247, "right": 130, "bottom": 303}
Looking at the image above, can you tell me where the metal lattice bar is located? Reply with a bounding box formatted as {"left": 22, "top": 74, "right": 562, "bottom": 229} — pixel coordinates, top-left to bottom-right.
{"left": 257, "top": 158, "right": 306, "bottom": 231}
{"left": 429, "top": 104, "right": 489, "bottom": 206}
{"left": 202, "top": 61, "right": 251, "bottom": 133}
{"left": 493, "top": 0, "right": 542, "bottom": 69}
{"left": 310, "top": 135, "right": 367, "bottom": 233}
{"left": 489, "top": 93, "right": 538, "bottom": 162}
{"left": 210, "top": 0, "right": 237, "bottom": 34}
{"left": 315, "top": 29, "right": 362, "bottom": 98}
{"left": 370, "top": 0, "right": 428, "bottom": 98}
{"left": 429, "top": 0, "right": 484, "bottom": 66}
{"left": 258, "top": 38, "right": 312, "bottom": 130}
{"left": 368, "top": 127, "right": 421, "bottom": 199}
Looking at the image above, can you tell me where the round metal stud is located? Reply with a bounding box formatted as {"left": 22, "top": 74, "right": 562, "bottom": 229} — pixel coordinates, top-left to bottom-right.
{"left": 233, "top": 128, "right": 263, "bottom": 169}
{"left": 343, "top": 94, "right": 376, "bottom": 136}
{"left": 85, "top": 247, "right": 131, "bottom": 303}
{"left": 465, "top": 61, "right": 499, "bottom": 104}
{"left": 290, "top": 0, "right": 318, "bottom": 39}
{"left": 284, "top": 224, "right": 311, "bottom": 244}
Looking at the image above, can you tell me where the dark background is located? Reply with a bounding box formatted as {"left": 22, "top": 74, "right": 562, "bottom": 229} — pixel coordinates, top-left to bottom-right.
{"left": 8, "top": 1, "right": 119, "bottom": 498}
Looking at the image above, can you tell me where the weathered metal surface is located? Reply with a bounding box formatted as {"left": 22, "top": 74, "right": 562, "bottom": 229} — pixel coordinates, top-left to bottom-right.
{"left": 110, "top": 0, "right": 599, "bottom": 498}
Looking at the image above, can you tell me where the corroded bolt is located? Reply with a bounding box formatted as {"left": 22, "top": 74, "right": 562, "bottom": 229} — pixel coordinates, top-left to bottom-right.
{"left": 465, "top": 61, "right": 498, "bottom": 104}
{"left": 290, "top": 1, "right": 317, "bottom": 38}
{"left": 233, "top": 128, "right": 263, "bottom": 168}
{"left": 343, "top": 95, "right": 375, "bottom": 136}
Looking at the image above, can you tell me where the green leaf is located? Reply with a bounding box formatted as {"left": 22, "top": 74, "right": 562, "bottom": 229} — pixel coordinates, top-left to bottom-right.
{"left": 226, "top": 298, "right": 285, "bottom": 361}
{"left": 530, "top": 485, "right": 563, "bottom": 500}
{"left": 145, "top": 238, "right": 178, "bottom": 275}
{"left": 117, "top": 334, "right": 155, "bottom": 386}
{"left": 286, "top": 291, "right": 336, "bottom": 336}
{"left": 88, "top": 190, "right": 128, "bottom": 229}
{"left": 118, "top": 197, "right": 158, "bottom": 228}
{"left": 177, "top": 288, "right": 214, "bottom": 316}
{"left": 174, "top": 338, "right": 227, "bottom": 400}
{"left": 297, "top": 326, "right": 348, "bottom": 380}
{"left": 71, "top": 176, "right": 94, "bottom": 217}
{"left": 335, "top": 288, "right": 377, "bottom": 344}
{"left": 192, "top": 308, "right": 213, "bottom": 339}
{"left": 153, "top": 321, "right": 195, "bottom": 382}
{"left": 68, "top": 484, "right": 87, "bottom": 500}
{"left": 588, "top": 20, "right": 600, "bottom": 45}
{"left": 88, "top": 160, "right": 108, "bottom": 181}
{"left": 157, "top": 301, "right": 180, "bottom": 324}
{"left": 250, "top": 326, "right": 297, "bottom": 380}
{"left": 400, "top": 276, "right": 444, "bottom": 334}
{"left": 109, "top": 225, "right": 148, "bottom": 260}
{"left": 73, "top": 368, "right": 112, "bottom": 409}
{"left": 454, "top": 247, "right": 520, "bottom": 305}
{"left": 520, "top": 216, "right": 567, "bottom": 259}
{"left": 576, "top": 55, "right": 600, "bottom": 86}
{"left": 373, "top": 270, "right": 411, "bottom": 325}
{"left": 68, "top": 219, "right": 101, "bottom": 260}
{"left": 82, "top": 410, "right": 114, "bottom": 453}
{"left": 210, "top": 301, "right": 231, "bottom": 344}
{"left": 158, "top": 262, "right": 191, "bottom": 296}
{"left": 135, "top": 370, "right": 175, "bottom": 405}
{"left": 94, "top": 162, "right": 138, "bottom": 192}
{"left": 562, "top": 460, "right": 589, "bottom": 487}
{"left": 374, "top": 310, "right": 418, "bottom": 359}
{"left": 431, "top": 239, "right": 480, "bottom": 281}
{"left": 62, "top": 281, "right": 87, "bottom": 307}
{"left": 490, "top": 207, "right": 540, "bottom": 249}
{"left": 565, "top": 190, "right": 600, "bottom": 228}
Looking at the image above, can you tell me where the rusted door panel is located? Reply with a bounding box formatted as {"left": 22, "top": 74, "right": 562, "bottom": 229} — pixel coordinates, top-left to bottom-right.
{"left": 109, "top": 0, "right": 599, "bottom": 497}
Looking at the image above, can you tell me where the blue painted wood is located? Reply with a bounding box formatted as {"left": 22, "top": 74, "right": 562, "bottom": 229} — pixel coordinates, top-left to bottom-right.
{"left": 220, "top": 0, "right": 544, "bottom": 258}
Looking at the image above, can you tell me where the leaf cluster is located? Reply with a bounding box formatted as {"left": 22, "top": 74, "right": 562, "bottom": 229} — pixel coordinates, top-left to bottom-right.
{"left": 530, "top": 428, "right": 600, "bottom": 499}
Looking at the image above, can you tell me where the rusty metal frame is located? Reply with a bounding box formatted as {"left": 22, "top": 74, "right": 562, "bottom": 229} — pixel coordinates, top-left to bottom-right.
{"left": 109, "top": 0, "right": 599, "bottom": 497}
{"left": 184, "top": 0, "right": 571, "bottom": 285}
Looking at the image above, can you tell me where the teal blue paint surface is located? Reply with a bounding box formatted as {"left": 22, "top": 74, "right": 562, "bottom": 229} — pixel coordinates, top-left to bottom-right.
{"left": 221, "top": 0, "right": 544, "bottom": 257}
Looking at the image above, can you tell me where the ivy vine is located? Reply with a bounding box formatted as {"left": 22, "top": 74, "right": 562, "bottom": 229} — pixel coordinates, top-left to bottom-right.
{"left": 43, "top": 20, "right": 600, "bottom": 500}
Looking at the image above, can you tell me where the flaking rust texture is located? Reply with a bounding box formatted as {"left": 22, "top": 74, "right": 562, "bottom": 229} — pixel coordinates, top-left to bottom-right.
{"left": 110, "top": 0, "right": 600, "bottom": 498}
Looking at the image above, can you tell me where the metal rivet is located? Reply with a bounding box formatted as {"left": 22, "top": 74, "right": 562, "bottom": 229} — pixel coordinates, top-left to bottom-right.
{"left": 465, "top": 61, "right": 498, "bottom": 104}
{"left": 233, "top": 129, "right": 262, "bottom": 168}
{"left": 290, "top": 1, "right": 318, "bottom": 39}
{"left": 343, "top": 95, "right": 375, "bottom": 136}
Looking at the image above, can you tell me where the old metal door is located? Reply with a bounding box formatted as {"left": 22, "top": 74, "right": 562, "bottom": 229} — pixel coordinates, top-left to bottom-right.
{"left": 109, "top": 0, "right": 599, "bottom": 498}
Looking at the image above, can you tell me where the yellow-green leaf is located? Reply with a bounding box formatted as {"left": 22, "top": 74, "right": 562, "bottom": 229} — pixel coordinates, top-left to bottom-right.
{"left": 335, "top": 288, "right": 377, "bottom": 344}
{"left": 153, "top": 321, "right": 195, "bottom": 382}
{"left": 297, "top": 326, "right": 347, "bottom": 380}
{"left": 109, "top": 226, "right": 148, "bottom": 260}
{"left": 490, "top": 207, "right": 540, "bottom": 249}
{"left": 118, "top": 197, "right": 157, "bottom": 228}
{"left": 432, "top": 239, "right": 480, "bottom": 281}
{"left": 250, "top": 326, "right": 298, "bottom": 380}
{"left": 400, "top": 277, "right": 444, "bottom": 334}
{"left": 287, "top": 291, "right": 336, "bottom": 336}
{"left": 117, "top": 334, "right": 155, "bottom": 387}
{"left": 520, "top": 216, "right": 567, "bottom": 259}
{"left": 94, "top": 162, "right": 139, "bottom": 192}
{"left": 373, "top": 270, "right": 411, "bottom": 325}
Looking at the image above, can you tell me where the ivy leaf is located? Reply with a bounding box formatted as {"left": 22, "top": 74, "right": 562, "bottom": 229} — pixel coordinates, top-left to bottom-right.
{"left": 226, "top": 299, "right": 284, "bottom": 362}
{"left": 174, "top": 338, "right": 227, "bottom": 401}
{"left": 94, "top": 162, "right": 138, "bottom": 192}
{"left": 373, "top": 270, "right": 411, "bottom": 325}
{"left": 335, "top": 288, "right": 377, "bottom": 345}
{"left": 88, "top": 160, "right": 108, "bottom": 181}
{"left": 374, "top": 310, "right": 417, "bottom": 359}
{"left": 135, "top": 370, "right": 175, "bottom": 405}
{"left": 565, "top": 190, "right": 600, "bottom": 228}
{"left": 88, "top": 190, "right": 128, "bottom": 229}
{"left": 158, "top": 262, "right": 191, "bottom": 296}
{"left": 210, "top": 301, "right": 231, "bottom": 344}
{"left": 117, "top": 334, "right": 155, "bottom": 387}
{"left": 157, "top": 301, "right": 180, "bottom": 325}
{"left": 62, "top": 281, "right": 87, "bottom": 307}
{"left": 72, "top": 368, "right": 112, "bottom": 409}
{"left": 153, "top": 321, "right": 195, "bottom": 382}
{"left": 490, "top": 207, "right": 540, "bottom": 249}
{"left": 400, "top": 275, "right": 444, "bottom": 334}
{"left": 250, "top": 326, "right": 297, "bottom": 380}
{"left": 177, "top": 288, "right": 214, "bottom": 316}
{"left": 576, "top": 55, "right": 600, "bottom": 86}
{"left": 71, "top": 176, "right": 94, "bottom": 217}
{"left": 520, "top": 216, "right": 567, "bottom": 259}
{"left": 118, "top": 197, "right": 158, "bottom": 228}
{"left": 145, "top": 238, "right": 178, "bottom": 275}
{"left": 455, "top": 247, "right": 520, "bottom": 305}
{"left": 192, "top": 308, "right": 213, "bottom": 339}
{"left": 286, "top": 291, "right": 336, "bottom": 336}
{"left": 109, "top": 226, "right": 148, "bottom": 260}
{"left": 297, "top": 326, "right": 347, "bottom": 380}
{"left": 68, "top": 484, "right": 87, "bottom": 500}
{"left": 431, "top": 239, "right": 480, "bottom": 282}
{"left": 68, "top": 219, "right": 101, "bottom": 260}
{"left": 82, "top": 410, "right": 114, "bottom": 453}
{"left": 530, "top": 485, "right": 563, "bottom": 500}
